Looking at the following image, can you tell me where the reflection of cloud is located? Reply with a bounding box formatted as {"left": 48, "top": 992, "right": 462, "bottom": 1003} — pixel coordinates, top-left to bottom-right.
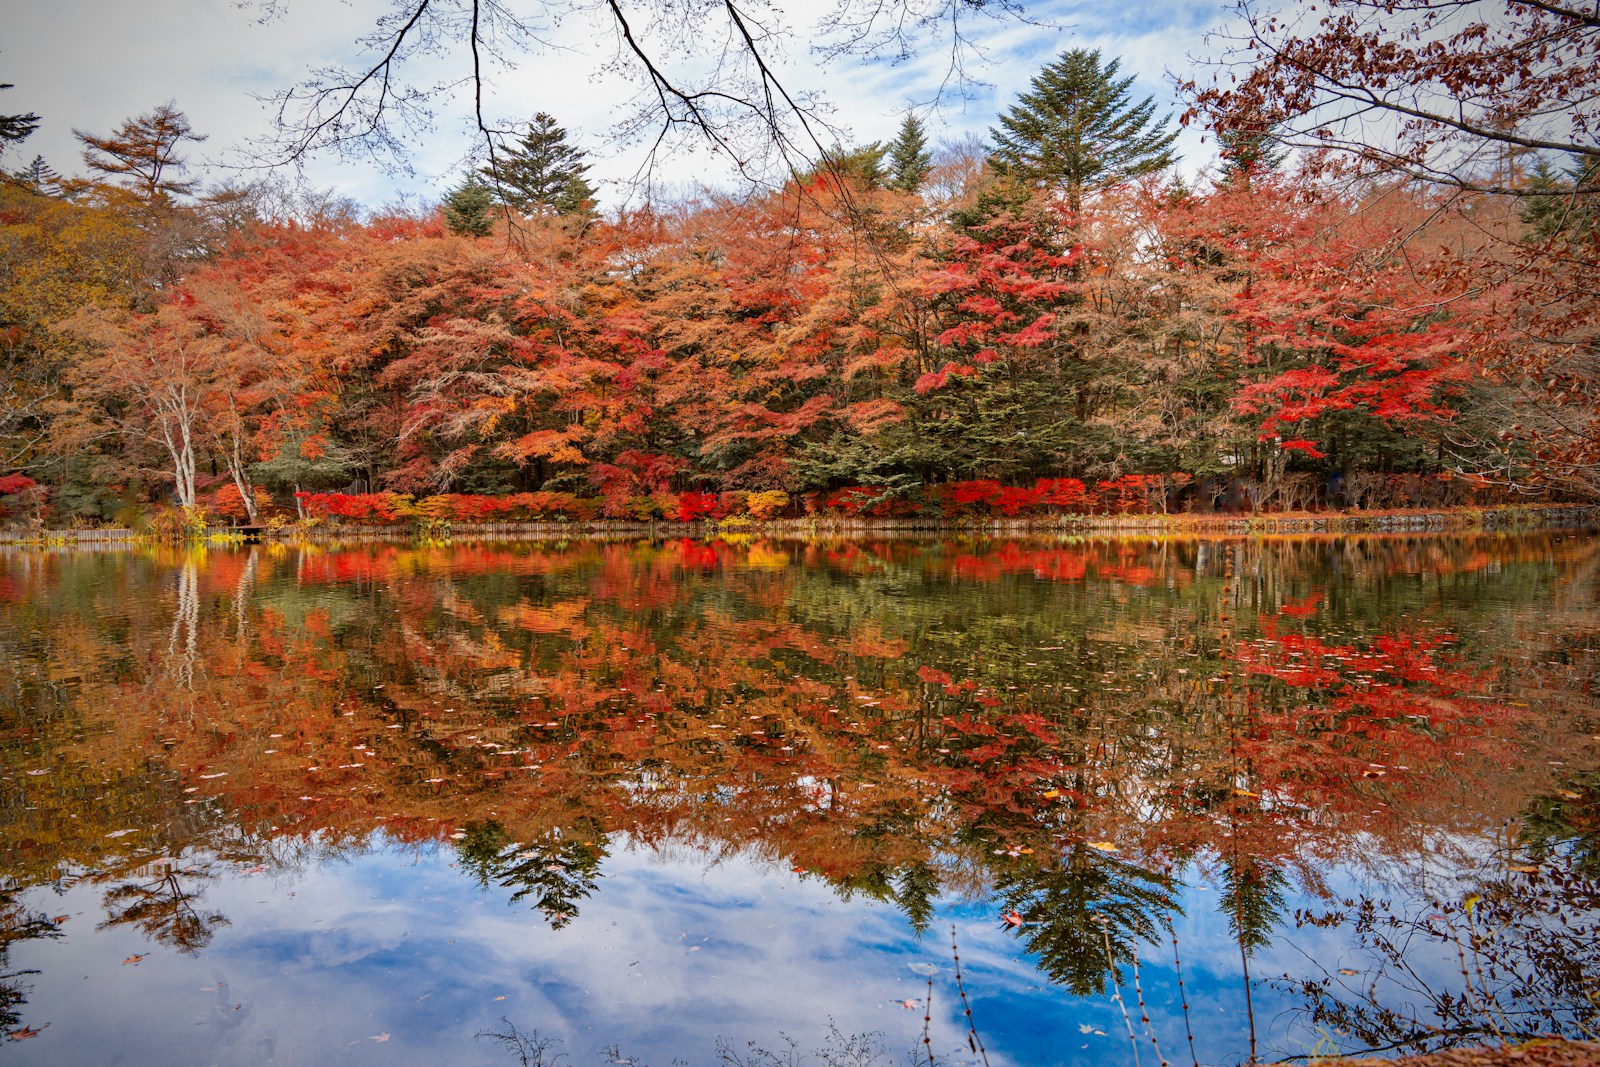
{"left": 6, "top": 837, "right": 1009, "bottom": 1066}
{"left": 6, "top": 832, "right": 1542, "bottom": 1067}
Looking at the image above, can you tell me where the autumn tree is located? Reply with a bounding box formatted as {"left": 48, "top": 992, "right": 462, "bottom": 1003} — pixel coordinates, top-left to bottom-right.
{"left": 0, "top": 181, "right": 145, "bottom": 509}
{"left": 75, "top": 103, "right": 207, "bottom": 204}
{"left": 59, "top": 301, "right": 221, "bottom": 509}
{"left": 1187, "top": 0, "right": 1599, "bottom": 197}
{"left": 990, "top": 49, "right": 1178, "bottom": 211}
{"left": 1186, "top": 0, "right": 1600, "bottom": 498}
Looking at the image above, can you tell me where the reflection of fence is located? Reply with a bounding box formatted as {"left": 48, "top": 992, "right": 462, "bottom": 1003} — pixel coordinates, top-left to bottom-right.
{"left": 0, "top": 527, "right": 138, "bottom": 543}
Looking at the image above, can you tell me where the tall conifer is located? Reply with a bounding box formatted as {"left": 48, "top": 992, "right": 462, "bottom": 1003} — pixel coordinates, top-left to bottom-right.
{"left": 443, "top": 173, "right": 494, "bottom": 236}
{"left": 886, "top": 115, "right": 933, "bottom": 193}
{"left": 483, "top": 113, "right": 595, "bottom": 217}
{"left": 989, "top": 49, "right": 1176, "bottom": 210}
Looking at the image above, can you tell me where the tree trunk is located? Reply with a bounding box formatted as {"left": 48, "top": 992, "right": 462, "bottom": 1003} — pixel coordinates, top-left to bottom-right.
{"left": 224, "top": 429, "right": 259, "bottom": 524}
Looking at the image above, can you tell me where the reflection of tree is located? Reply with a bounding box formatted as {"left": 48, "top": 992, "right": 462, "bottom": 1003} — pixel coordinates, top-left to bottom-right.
{"left": 1, "top": 885, "right": 63, "bottom": 1034}
{"left": 994, "top": 847, "right": 1179, "bottom": 996}
{"left": 1280, "top": 864, "right": 1600, "bottom": 1055}
{"left": 96, "top": 861, "right": 230, "bottom": 954}
{"left": 457, "top": 820, "right": 607, "bottom": 930}
{"left": 4, "top": 532, "right": 1600, "bottom": 1017}
{"left": 1219, "top": 856, "right": 1287, "bottom": 957}
{"left": 892, "top": 862, "right": 941, "bottom": 937}
{"left": 166, "top": 554, "right": 202, "bottom": 690}
{"left": 1521, "top": 773, "right": 1600, "bottom": 878}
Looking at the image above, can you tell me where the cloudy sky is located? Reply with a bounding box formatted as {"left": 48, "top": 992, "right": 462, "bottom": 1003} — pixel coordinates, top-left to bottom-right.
{"left": 2, "top": 0, "right": 1231, "bottom": 210}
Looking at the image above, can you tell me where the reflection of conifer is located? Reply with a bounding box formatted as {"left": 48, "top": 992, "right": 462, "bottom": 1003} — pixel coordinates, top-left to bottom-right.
{"left": 456, "top": 820, "right": 606, "bottom": 930}
{"left": 893, "top": 862, "right": 941, "bottom": 936}
{"left": 1518, "top": 771, "right": 1599, "bottom": 876}
{"left": 1219, "top": 856, "right": 1287, "bottom": 956}
{"left": 994, "top": 846, "right": 1179, "bottom": 996}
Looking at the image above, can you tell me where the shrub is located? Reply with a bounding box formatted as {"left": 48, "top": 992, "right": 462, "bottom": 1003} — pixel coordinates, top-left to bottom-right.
{"left": 745, "top": 490, "right": 789, "bottom": 519}
{"left": 210, "top": 483, "right": 273, "bottom": 523}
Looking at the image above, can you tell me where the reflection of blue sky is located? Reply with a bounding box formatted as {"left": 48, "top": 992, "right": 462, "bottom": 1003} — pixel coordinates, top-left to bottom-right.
{"left": 1, "top": 835, "right": 1561, "bottom": 1066}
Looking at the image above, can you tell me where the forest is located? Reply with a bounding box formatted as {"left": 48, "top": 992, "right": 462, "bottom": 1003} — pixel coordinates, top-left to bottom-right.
{"left": 1, "top": 22, "right": 1597, "bottom": 528}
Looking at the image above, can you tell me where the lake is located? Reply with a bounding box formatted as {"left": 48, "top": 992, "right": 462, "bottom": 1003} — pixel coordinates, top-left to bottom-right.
{"left": 1, "top": 533, "right": 1596, "bottom": 1065}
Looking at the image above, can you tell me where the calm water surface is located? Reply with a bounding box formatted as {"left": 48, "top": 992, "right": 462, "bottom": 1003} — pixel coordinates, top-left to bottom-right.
{"left": 1, "top": 534, "right": 1597, "bottom": 1065}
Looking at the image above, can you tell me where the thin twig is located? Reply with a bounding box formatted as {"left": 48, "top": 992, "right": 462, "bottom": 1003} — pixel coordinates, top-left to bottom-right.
{"left": 1130, "top": 946, "right": 1170, "bottom": 1067}
{"left": 1171, "top": 929, "right": 1200, "bottom": 1067}
{"left": 1102, "top": 925, "right": 1143, "bottom": 1067}
{"left": 950, "top": 925, "right": 991, "bottom": 1067}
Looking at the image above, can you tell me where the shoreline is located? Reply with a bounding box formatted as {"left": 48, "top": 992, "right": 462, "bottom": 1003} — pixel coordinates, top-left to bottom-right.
{"left": 2, "top": 502, "right": 1596, "bottom": 547}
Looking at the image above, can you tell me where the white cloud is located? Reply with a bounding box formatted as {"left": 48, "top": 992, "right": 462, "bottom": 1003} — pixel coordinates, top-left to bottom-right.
{"left": 3, "top": 0, "right": 1232, "bottom": 209}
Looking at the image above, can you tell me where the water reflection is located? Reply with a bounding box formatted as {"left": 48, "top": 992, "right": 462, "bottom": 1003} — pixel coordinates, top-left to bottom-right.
{"left": 0, "top": 534, "right": 1597, "bottom": 1062}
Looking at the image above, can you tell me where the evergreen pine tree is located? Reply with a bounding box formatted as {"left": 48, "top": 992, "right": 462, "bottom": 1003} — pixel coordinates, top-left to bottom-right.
{"left": 442, "top": 173, "right": 494, "bottom": 236}
{"left": 10, "top": 154, "right": 57, "bottom": 191}
{"left": 885, "top": 114, "right": 933, "bottom": 192}
{"left": 551, "top": 172, "right": 596, "bottom": 219}
{"left": 1215, "top": 123, "right": 1286, "bottom": 185}
{"left": 0, "top": 82, "right": 40, "bottom": 154}
{"left": 1522, "top": 154, "right": 1600, "bottom": 244}
{"left": 989, "top": 49, "right": 1177, "bottom": 211}
{"left": 483, "top": 113, "right": 596, "bottom": 216}
{"left": 817, "top": 142, "right": 887, "bottom": 188}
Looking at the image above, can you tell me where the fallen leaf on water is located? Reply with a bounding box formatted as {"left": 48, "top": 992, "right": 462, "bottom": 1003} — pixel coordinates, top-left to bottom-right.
{"left": 121, "top": 954, "right": 146, "bottom": 965}
{"left": 1087, "top": 841, "right": 1118, "bottom": 852}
